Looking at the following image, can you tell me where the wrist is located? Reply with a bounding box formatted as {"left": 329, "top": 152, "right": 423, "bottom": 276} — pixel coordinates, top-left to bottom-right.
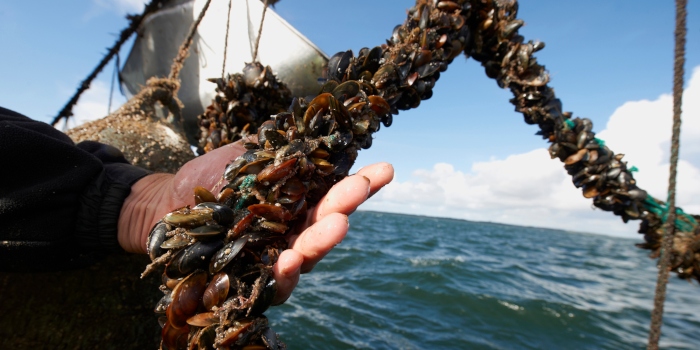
{"left": 118, "top": 173, "right": 174, "bottom": 253}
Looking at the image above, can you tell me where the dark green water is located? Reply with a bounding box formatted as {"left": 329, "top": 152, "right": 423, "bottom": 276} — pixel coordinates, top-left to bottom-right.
{"left": 267, "top": 211, "right": 700, "bottom": 349}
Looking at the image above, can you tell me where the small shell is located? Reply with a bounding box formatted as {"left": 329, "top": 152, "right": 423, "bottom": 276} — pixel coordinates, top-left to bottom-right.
{"left": 257, "top": 158, "right": 298, "bottom": 184}
{"left": 217, "top": 188, "right": 236, "bottom": 205}
{"left": 161, "top": 322, "right": 189, "bottom": 350}
{"left": 304, "top": 93, "right": 332, "bottom": 126}
{"left": 239, "top": 158, "right": 273, "bottom": 175}
{"left": 259, "top": 221, "right": 288, "bottom": 234}
{"left": 163, "top": 207, "right": 214, "bottom": 228}
{"left": 194, "top": 186, "right": 216, "bottom": 205}
{"left": 162, "top": 273, "right": 182, "bottom": 290}
{"left": 278, "top": 193, "right": 304, "bottom": 204}
{"left": 202, "top": 272, "right": 230, "bottom": 310}
{"left": 186, "top": 311, "right": 219, "bottom": 327}
{"left": 437, "top": 0, "right": 461, "bottom": 12}
{"left": 166, "top": 240, "right": 224, "bottom": 279}
{"left": 161, "top": 234, "right": 191, "bottom": 250}
{"left": 219, "top": 319, "right": 255, "bottom": 347}
{"left": 186, "top": 224, "right": 225, "bottom": 238}
{"left": 583, "top": 185, "right": 599, "bottom": 199}
{"left": 147, "top": 221, "right": 169, "bottom": 261}
{"left": 193, "top": 324, "right": 218, "bottom": 349}
{"left": 194, "top": 203, "right": 234, "bottom": 227}
{"left": 248, "top": 204, "right": 292, "bottom": 222}
{"left": 209, "top": 236, "right": 247, "bottom": 274}
{"left": 564, "top": 149, "right": 588, "bottom": 165}
{"left": 232, "top": 211, "right": 255, "bottom": 237}
{"left": 281, "top": 177, "right": 306, "bottom": 196}
{"left": 166, "top": 270, "right": 207, "bottom": 328}
{"left": 332, "top": 81, "right": 360, "bottom": 102}
{"left": 309, "top": 148, "right": 330, "bottom": 159}
{"left": 224, "top": 158, "right": 248, "bottom": 181}
{"left": 154, "top": 292, "right": 172, "bottom": 314}
{"left": 368, "top": 95, "right": 390, "bottom": 115}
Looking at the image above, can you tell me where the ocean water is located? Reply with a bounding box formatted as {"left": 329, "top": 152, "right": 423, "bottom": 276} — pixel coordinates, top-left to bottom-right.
{"left": 267, "top": 211, "right": 700, "bottom": 349}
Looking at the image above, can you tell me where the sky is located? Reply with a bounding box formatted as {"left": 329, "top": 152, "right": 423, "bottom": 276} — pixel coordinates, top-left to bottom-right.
{"left": 1, "top": 0, "right": 699, "bottom": 239}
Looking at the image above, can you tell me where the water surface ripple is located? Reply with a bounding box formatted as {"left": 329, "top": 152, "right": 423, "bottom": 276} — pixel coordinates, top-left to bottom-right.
{"left": 268, "top": 211, "right": 700, "bottom": 349}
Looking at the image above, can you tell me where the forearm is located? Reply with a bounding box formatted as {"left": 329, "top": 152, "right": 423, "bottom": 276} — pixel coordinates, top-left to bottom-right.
{"left": 0, "top": 107, "right": 151, "bottom": 270}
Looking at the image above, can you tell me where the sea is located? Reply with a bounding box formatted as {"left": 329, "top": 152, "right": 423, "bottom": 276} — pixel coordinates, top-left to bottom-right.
{"left": 266, "top": 211, "right": 700, "bottom": 349}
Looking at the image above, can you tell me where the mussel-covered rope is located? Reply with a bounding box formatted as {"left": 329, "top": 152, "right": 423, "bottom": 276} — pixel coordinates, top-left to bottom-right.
{"left": 251, "top": 0, "right": 269, "bottom": 62}
{"left": 221, "top": 0, "right": 233, "bottom": 78}
{"left": 141, "top": 0, "right": 700, "bottom": 348}
{"left": 460, "top": 0, "right": 700, "bottom": 282}
{"left": 648, "top": 0, "right": 687, "bottom": 348}
{"left": 144, "top": 1, "right": 475, "bottom": 348}
{"left": 50, "top": 0, "right": 167, "bottom": 126}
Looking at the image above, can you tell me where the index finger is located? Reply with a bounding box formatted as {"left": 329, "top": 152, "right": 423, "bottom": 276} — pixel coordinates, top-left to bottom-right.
{"left": 309, "top": 162, "right": 394, "bottom": 223}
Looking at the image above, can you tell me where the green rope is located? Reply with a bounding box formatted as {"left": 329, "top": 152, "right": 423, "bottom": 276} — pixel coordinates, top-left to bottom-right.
{"left": 234, "top": 174, "right": 258, "bottom": 210}
{"left": 564, "top": 119, "right": 575, "bottom": 129}
{"left": 558, "top": 117, "right": 694, "bottom": 233}
{"left": 643, "top": 195, "right": 696, "bottom": 233}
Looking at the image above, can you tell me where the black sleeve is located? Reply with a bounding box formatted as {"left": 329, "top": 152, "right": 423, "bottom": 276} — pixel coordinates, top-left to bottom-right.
{"left": 0, "top": 107, "right": 152, "bottom": 271}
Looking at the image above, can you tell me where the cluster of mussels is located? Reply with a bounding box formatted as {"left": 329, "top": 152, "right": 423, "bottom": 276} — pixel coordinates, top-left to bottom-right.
{"left": 143, "top": 0, "right": 700, "bottom": 347}
{"left": 460, "top": 0, "right": 700, "bottom": 279}
{"left": 197, "top": 62, "right": 292, "bottom": 154}
{"left": 143, "top": 1, "right": 476, "bottom": 348}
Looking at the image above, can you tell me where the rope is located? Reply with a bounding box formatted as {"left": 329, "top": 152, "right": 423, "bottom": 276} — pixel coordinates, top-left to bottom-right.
{"left": 222, "top": 0, "right": 233, "bottom": 77}
{"left": 108, "top": 53, "right": 118, "bottom": 115}
{"left": 647, "top": 0, "right": 687, "bottom": 348}
{"left": 252, "top": 0, "right": 269, "bottom": 62}
{"left": 51, "top": 0, "right": 166, "bottom": 126}
{"left": 169, "top": 0, "right": 213, "bottom": 81}
{"left": 644, "top": 195, "right": 697, "bottom": 233}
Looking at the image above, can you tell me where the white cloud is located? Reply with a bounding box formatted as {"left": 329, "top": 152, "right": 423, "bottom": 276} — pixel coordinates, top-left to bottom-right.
{"left": 363, "top": 66, "right": 700, "bottom": 238}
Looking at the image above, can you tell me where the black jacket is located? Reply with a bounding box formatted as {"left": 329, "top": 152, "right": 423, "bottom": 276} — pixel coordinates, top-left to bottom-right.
{"left": 0, "top": 107, "right": 151, "bottom": 271}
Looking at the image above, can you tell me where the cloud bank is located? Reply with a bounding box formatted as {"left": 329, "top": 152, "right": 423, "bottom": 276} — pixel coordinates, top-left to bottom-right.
{"left": 363, "top": 66, "right": 700, "bottom": 238}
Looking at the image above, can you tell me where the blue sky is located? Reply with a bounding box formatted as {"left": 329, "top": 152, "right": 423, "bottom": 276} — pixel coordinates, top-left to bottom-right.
{"left": 1, "top": 0, "right": 699, "bottom": 238}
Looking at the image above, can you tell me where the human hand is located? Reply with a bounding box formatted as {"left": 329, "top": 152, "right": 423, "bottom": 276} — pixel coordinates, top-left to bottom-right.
{"left": 118, "top": 140, "right": 394, "bottom": 304}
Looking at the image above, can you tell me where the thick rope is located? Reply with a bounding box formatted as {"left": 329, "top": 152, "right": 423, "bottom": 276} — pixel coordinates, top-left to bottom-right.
{"left": 169, "top": 0, "right": 213, "bottom": 81}
{"left": 221, "top": 0, "right": 233, "bottom": 77}
{"left": 251, "top": 0, "right": 269, "bottom": 62}
{"left": 51, "top": 0, "right": 166, "bottom": 126}
{"left": 647, "top": 0, "right": 687, "bottom": 348}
